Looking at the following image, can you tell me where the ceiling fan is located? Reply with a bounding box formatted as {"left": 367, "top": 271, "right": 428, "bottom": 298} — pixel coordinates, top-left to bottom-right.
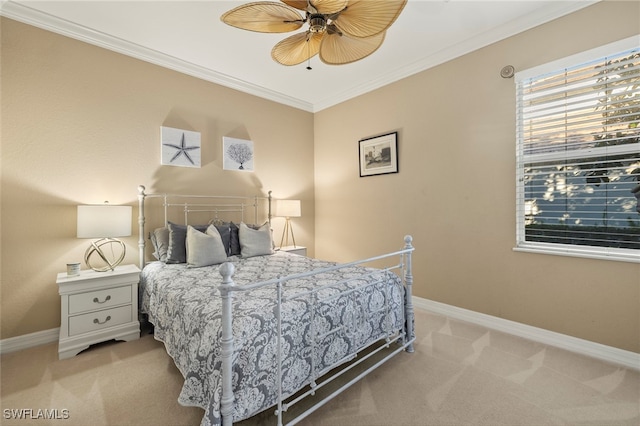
{"left": 221, "top": 0, "right": 407, "bottom": 67}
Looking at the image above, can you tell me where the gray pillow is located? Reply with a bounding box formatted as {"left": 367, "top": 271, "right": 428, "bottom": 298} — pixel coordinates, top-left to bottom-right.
{"left": 229, "top": 221, "right": 271, "bottom": 255}
{"left": 166, "top": 222, "right": 208, "bottom": 263}
{"left": 229, "top": 222, "right": 241, "bottom": 256}
{"left": 239, "top": 222, "right": 274, "bottom": 258}
{"left": 150, "top": 227, "right": 169, "bottom": 262}
{"left": 186, "top": 225, "right": 228, "bottom": 268}
{"left": 215, "top": 223, "right": 232, "bottom": 256}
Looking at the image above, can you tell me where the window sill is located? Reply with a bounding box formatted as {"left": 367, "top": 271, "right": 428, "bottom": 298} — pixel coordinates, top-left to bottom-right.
{"left": 513, "top": 245, "right": 640, "bottom": 264}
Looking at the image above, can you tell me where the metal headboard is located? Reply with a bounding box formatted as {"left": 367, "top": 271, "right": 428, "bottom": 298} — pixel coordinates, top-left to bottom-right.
{"left": 137, "top": 185, "right": 272, "bottom": 268}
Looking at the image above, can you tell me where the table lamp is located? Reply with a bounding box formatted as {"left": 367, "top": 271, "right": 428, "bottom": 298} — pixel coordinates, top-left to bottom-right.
{"left": 77, "top": 203, "right": 132, "bottom": 272}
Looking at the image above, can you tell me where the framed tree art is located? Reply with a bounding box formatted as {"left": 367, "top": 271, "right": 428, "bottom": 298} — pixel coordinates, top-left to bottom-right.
{"left": 223, "top": 137, "right": 254, "bottom": 171}
{"left": 359, "top": 131, "right": 398, "bottom": 177}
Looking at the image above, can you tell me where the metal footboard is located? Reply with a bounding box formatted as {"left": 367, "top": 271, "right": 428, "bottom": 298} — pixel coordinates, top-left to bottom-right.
{"left": 219, "top": 236, "right": 415, "bottom": 426}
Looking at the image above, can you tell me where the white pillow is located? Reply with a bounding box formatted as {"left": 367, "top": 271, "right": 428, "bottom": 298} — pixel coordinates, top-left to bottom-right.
{"left": 186, "top": 225, "right": 228, "bottom": 268}
{"left": 239, "top": 222, "right": 274, "bottom": 258}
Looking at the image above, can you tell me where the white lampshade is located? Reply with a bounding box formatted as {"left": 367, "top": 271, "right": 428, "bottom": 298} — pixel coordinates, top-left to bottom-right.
{"left": 77, "top": 205, "right": 132, "bottom": 238}
{"left": 275, "top": 200, "right": 301, "bottom": 218}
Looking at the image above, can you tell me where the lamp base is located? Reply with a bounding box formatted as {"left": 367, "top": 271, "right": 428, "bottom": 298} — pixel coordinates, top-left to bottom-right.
{"left": 84, "top": 238, "right": 126, "bottom": 272}
{"left": 279, "top": 217, "right": 297, "bottom": 249}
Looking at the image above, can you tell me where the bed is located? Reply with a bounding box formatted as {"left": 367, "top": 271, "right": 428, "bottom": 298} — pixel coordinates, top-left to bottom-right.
{"left": 136, "top": 185, "right": 415, "bottom": 426}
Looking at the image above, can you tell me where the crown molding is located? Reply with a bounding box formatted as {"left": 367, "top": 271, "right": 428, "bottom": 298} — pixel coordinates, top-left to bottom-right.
{"left": 0, "top": 1, "right": 315, "bottom": 112}
{"left": 312, "top": 0, "right": 598, "bottom": 112}
{"left": 2, "top": 0, "right": 597, "bottom": 113}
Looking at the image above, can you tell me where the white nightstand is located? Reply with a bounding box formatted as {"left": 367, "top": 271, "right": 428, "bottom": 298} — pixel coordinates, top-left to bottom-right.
{"left": 56, "top": 264, "right": 141, "bottom": 359}
{"left": 279, "top": 245, "right": 307, "bottom": 256}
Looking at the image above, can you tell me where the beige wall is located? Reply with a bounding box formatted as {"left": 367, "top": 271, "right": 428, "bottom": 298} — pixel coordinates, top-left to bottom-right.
{"left": 1, "top": 18, "right": 315, "bottom": 339}
{"left": 2, "top": 2, "right": 639, "bottom": 353}
{"left": 314, "top": 1, "right": 640, "bottom": 352}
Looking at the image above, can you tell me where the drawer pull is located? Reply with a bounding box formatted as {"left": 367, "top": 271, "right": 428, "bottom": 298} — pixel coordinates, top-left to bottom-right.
{"left": 93, "top": 295, "right": 111, "bottom": 304}
{"left": 93, "top": 315, "right": 111, "bottom": 325}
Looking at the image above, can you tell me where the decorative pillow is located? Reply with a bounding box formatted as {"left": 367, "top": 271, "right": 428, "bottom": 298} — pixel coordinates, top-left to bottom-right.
{"left": 214, "top": 222, "right": 232, "bottom": 256}
{"left": 228, "top": 222, "right": 270, "bottom": 255}
{"left": 166, "top": 222, "right": 208, "bottom": 263}
{"left": 229, "top": 222, "right": 241, "bottom": 256}
{"left": 150, "top": 227, "right": 169, "bottom": 262}
{"left": 239, "top": 222, "right": 274, "bottom": 258}
{"left": 186, "top": 225, "right": 228, "bottom": 268}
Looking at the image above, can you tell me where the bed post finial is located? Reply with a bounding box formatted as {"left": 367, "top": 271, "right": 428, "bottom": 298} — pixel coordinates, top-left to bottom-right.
{"left": 219, "top": 262, "right": 236, "bottom": 426}
{"left": 403, "top": 235, "right": 415, "bottom": 353}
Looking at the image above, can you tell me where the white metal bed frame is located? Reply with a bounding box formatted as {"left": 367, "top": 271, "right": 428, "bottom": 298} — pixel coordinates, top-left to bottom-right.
{"left": 136, "top": 185, "right": 272, "bottom": 268}
{"left": 137, "top": 185, "right": 415, "bottom": 426}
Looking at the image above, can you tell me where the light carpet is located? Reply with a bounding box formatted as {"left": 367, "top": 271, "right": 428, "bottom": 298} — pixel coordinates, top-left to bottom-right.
{"left": 1, "top": 309, "right": 638, "bottom": 425}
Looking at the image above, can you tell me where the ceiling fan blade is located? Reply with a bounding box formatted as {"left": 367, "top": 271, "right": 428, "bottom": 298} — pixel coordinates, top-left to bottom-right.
{"left": 281, "top": 0, "right": 347, "bottom": 14}
{"left": 272, "top": 32, "right": 324, "bottom": 66}
{"left": 311, "top": 0, "right": 348, "bottom": 14}
{"left": 221, "top": 2, "right": 304, "bottom": 33}
{"left": 334, "top": 0, "right": 407, "bottom": 38}
{"left": 280, "top": 1, "right": 309, "bottom": 11}
{"left": 319, "top": 31, "right": 385, "bottom": 65}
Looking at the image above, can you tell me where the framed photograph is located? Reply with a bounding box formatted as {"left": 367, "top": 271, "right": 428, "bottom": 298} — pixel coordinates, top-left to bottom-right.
{"left": 359, "top": 131, "right": 398, "bottom": 177}
{"left": 161, "top": 126, "right": 201, "bottom": 168}
{"left": 223, "top": 136, "right": 254, "bottom": 171}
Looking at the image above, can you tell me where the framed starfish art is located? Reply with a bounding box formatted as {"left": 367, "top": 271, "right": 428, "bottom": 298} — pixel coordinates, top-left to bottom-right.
{"left": 161, "top": 126, "right": 201, "bottom": 168}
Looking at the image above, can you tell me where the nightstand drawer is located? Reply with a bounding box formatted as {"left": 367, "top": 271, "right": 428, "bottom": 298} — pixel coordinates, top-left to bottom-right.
{"left": 68, "top": 305, "right": 132, "bottom": 336}
{"left": 68, "top": 285, "right": 131, "bottom": 314}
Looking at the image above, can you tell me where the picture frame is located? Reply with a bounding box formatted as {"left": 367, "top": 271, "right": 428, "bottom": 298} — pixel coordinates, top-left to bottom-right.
{"left": 358, "top": 131, "right": 398, "bottom": 177}
{"left": 161, "top": 126, "right": 201, "bottom": 168}
{"left": 223, "top": 136, "right": 254, "bottom": 172}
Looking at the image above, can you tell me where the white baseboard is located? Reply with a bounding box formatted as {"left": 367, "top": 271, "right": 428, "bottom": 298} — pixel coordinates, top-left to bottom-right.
{"left": 0, "top": 328, "right": 59, "bottom": 355}
{"left": 412, "top": 296, "right": 640, "bottom": 371}
{"left": 2, "top": 301, "right": 639, "bottom": 372}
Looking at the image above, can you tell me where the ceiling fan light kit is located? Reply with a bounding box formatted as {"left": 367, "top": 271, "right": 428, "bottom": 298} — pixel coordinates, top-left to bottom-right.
{"left": 221, "top": 0, "right": 407, "bottom": 67}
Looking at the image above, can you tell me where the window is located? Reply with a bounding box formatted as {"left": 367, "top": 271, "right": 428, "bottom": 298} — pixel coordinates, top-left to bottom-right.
{"left": 515, "top": 37, "right": 640, "bottom": 262}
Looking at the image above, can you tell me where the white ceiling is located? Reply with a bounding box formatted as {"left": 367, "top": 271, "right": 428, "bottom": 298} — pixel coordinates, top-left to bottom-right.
{"left": 2, "top": 0, "right": 596, "bottom": 112}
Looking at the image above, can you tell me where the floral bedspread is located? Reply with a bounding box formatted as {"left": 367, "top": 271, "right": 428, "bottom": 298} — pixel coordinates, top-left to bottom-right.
{"left": 140, "top": 251, "right": 405, "bottom": 426}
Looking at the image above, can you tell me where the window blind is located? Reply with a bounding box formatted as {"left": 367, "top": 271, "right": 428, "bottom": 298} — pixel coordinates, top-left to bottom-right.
{"left": 515, "top": 38, "right": 640, "bottom": 261}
